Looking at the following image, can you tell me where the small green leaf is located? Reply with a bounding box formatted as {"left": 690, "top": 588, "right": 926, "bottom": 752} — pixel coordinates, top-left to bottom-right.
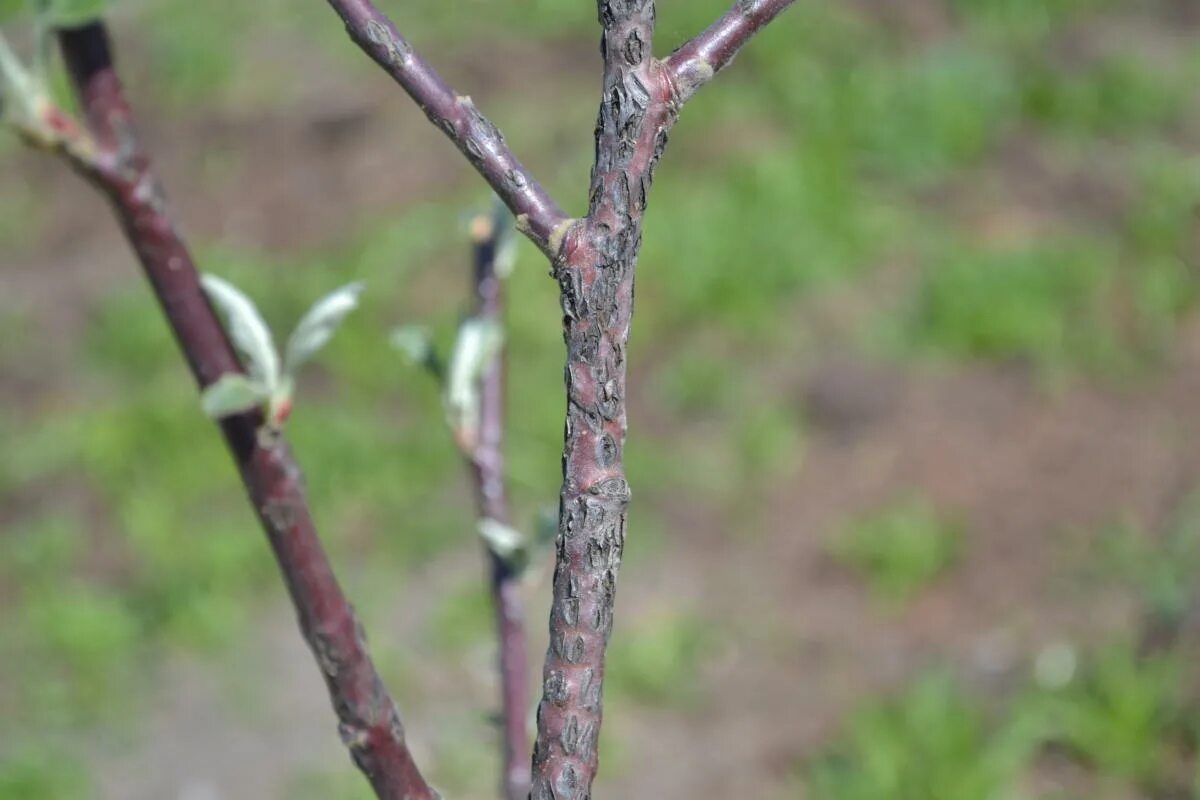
{"left": 477, "top": 518, "right": 526, "bottom": 568}
{"left": 283, "top": 281, "right": 365, "bottom": 378}
{"left": 200, "top": 373, "right": 269, "bottom": 419}
{"left": 445, "top": 316, "right": 502, "bottom": 440}
{"left": 200, "top": 274, "right": 280, "bottom": 389}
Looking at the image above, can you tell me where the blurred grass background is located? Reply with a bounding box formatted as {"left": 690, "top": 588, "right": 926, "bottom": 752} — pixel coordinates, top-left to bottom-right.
{"left": 2, "top": 0, "right": 1200, "bottom": 797}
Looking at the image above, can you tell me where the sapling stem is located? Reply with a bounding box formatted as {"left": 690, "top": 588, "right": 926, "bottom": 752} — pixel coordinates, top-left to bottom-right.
{"left": 323, "top": 0, "right": 797, "bottom": 794}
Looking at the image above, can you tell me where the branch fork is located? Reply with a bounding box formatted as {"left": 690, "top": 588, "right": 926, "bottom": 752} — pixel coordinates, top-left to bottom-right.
{"left": 8, "top": 0, "right": 796, "bottom": 795}
{"left": 322, "top": 0, "right": 796, "bottom": 796}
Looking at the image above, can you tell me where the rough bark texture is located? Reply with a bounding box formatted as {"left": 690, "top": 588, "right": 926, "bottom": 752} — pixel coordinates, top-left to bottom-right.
{"left": 313, "top": 0, "right": 794, "bottom": 791}
{"left": 55, "top": 23, "right": 437, "bottom": 800}
{"left": 468, "top": 218, "right": 532, "bottom": 800}
{"left": 324, "top": 0, "right": 570, "bottom": 256}
{"left": 527, "top": 3, "right": 681, "bottom": 797}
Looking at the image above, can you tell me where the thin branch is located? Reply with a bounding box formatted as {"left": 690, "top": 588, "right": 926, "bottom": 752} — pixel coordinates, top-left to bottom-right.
{"left": 324, "top": 0, "right": 572, "bottom": 257}
{"left": 665, "top": 0, "right": 798, "bottom": 105}
{"left": 466, "top": 206, "right": 531, "bottom": 800}
{"left": 53, "top": 23, "right": 437, "bottom": 800}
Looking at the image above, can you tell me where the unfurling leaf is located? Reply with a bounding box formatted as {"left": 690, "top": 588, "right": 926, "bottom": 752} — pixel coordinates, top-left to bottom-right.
{"left": 200, "top": 274, "right": 280, "bottom": 388}
{"left": 445, "top": 317, "right": 502, "bottom": 442}
{"left": 201, "top": 373, "right": 270, "bottom": 419}
{"left": 478, "top": 518, "right": 526, "bottom": 566}
{"left": 283, "top": 281, "right": 365, "bottom": 377}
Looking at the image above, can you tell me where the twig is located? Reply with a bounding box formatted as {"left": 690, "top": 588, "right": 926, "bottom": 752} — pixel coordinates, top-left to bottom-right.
{"left": 466, "top": 208, "right": 531, "bottom": 800}
{"left": 664, "top": 0, "right": 799, "bottom": 105}
{"left": 323, "top": 0, "right": 571, "bottom": 257}
{"left": 51, "top": 22, "right": 437, "bottom": 800}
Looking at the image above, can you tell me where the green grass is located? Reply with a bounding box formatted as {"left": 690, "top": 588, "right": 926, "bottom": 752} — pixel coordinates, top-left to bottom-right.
{"left": 0, "top": 748, "right": 88, "bottom": 800}
{"left": 1033, "top": 645, "right": 1187, "bottom": 784}
{"left": 1096, "top": 492, "right": 1200, "bottom": 642}
{"left": 904, "top": 238, "right": 1120, "bottom": 371}
{"left": 803, "top": 643, "right": 1196, "bottom": 799}
{"left": 830, "top": 495, "right": 963, "bottom": 603}
{"left": 804, "top": 673, "right": 1039, "bottom": 800}
{"left": 605, "top": 612, "right": 713, "bottom": 709}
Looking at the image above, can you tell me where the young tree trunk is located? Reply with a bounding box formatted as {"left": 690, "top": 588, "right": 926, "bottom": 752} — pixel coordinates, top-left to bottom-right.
{"left": 527, "top": 3, "right": 675, "bottom": 796}
{"left": 322, "top": 1, "right": 796, "bottom": 795}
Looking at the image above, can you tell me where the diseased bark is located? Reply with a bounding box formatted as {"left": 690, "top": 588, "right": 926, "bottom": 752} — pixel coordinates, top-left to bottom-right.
{"left": 467, "top": 214, "right": 532, "bottom": 800}
{"left": 53, "top": 23, "right": 438, "bottom": 800}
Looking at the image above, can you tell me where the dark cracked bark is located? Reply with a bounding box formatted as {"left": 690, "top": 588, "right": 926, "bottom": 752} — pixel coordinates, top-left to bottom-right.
{"left": 528, "top": 2, "right": 799, "bottom": 796}
{"left": 527, "top": 3, "right": 679, "bottom": 798}
{"left": 52, "top": 23, "right": 438, "bottom": 800}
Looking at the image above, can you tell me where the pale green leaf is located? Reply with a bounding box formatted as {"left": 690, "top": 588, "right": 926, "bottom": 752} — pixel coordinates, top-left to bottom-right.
{"left": 200, "top": 274, "right": 279, "bottom": 388}
{"left": 283, "top": 281, "right": 365, "bottom": 377}
{"left": 0, "top": 28, "right": 38, "bottom": 114}
{"left": 444, "top": 316, "right": 502, "bottom": 439}
{"left": 200, "top": 373, "right": 269, "bottom": 419}
{"left": 478, "top": 518, "right": 526, "bottom": 565}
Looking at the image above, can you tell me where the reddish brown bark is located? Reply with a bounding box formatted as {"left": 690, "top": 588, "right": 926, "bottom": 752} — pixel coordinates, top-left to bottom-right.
{"left": 528, "top": 3, "right": 671, "bottom": 795}
{"left": 317, "top": 0, "right": 797, "bottom": 796}
{"left": 467, "top": 213, "right": 532, "bottom": 800}
{"left": 665, "top": 0, "right": 799, "bottom": 104}
{"left": 54, "top": 23, "right": 437, "bottom": 800}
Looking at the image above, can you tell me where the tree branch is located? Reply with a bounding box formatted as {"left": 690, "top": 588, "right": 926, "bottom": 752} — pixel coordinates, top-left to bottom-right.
{"left": 528, "top": 2, "right": 678, "bottom": 797}
{"left": 310, "top": 0, "right": 798, "bottom": 795}
{"left": 664, "top": 0, "right": 797, "bottom": 105}
{"left": 53, "top": 22, "right": 437, "bottom": 800}
{"left": 466, "top": 209, "right": 531, "bottom": 800}
{"left": 324, "top": 0, "right": 572, "bottom": 257}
